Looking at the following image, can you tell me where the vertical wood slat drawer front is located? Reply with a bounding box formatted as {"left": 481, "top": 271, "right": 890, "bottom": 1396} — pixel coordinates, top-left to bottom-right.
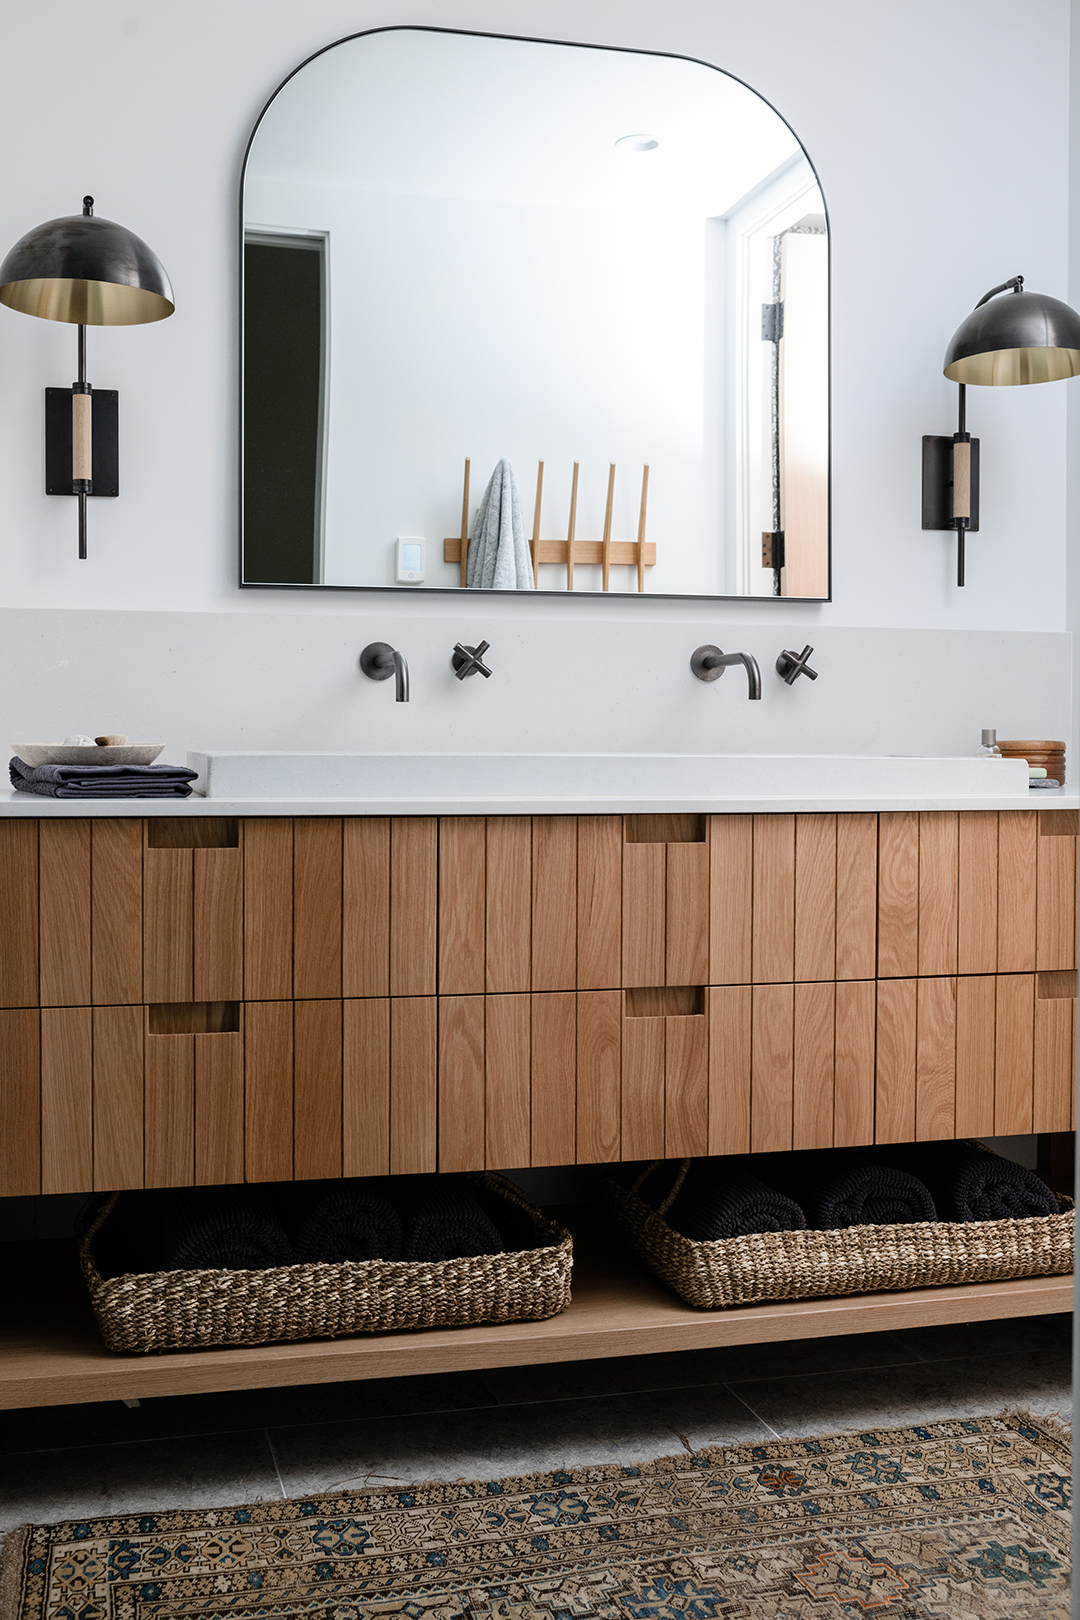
{"left": 666, "top": 839, "right": 710, "bottom": 987}
{"left": 343, "top": 997, "right": 389, "bottom": 1175}
{"left": 93, "top": 1005, "right": 144, "bottom": 1190}
{"left": 532, "top": 819, "right": 577, "bottom": 992}
{"left": 1034, "top": 972, "right": 1076, "bottom": 1133}
{"left": 0, "top": 1009, "right": 40, "bottom": 1195}
{"left": 709, "top": 817, "right": 752, "bottom": 986}
{"left": 1036, "top": 810, "right": 1079, "bottom": 971}
{"left": 342, "top": 998, "right": 438, "bottom": 1177}
{"left": 793, "top": 816, "right": 836, "bottom": 983}
{"left": 663, "top": 1009, "right": 709, "bottom": 1157}
{"left": 995, "top": 974, "right": 1035, "bottom": 1134}
{"left": 917, "top": 814, "right": 958, "bottom": 977}
{"left": 244, "top": 819, "right": 293, "bottom": 1000}
{"left": 621, "top": 1012, "right": 665, "bottom": 1160}
{"left": 343, "top": 821, "right": 439, "bottom": 999}
{"left": 293, "top": 819, "right": 343, "bottom": 999}
{"left": 439, "top": 818, "right": 487, "bottom": 995}
{"left": 343, "top": 819, "right": 390, "bottom": 997}
{"left": 576, "top": 989, "right": 621, "bottom": 1163}
{"left": 293, "top": 1000, "right": 343, "bottom": 1180}
{"left": 750, "top": 982, "right": 794, "bottom": 1152}
{"left": 145, "top": 1021, "right": 195, "bottom": 1188}
{"left": 193, "top": 844, "right": 244, "bottom": 1002}
{"left": 244, "top": 1000, "right": 294, "bottom": 1183}
{"left": 390, "top": 997, "right": 437, "bottom": 1175}
{"left": 874, "top": 978, "right": 917, "bottom": 1142}
{"left": 997, "top": 811, "right": 1037, "bottom": 972}
{"left": 621, "top": 994, "right": 709, "bottom": 1161}
{"left": 833, "top": 980, "right": 875, "bottom": 1147}
{"left": 707, "top": 985, "right": 751, "bottom": 1154}
{"left": 915, "top": 976, "right": 957, "bottom": 1141}
{"left": 531, "top": 993, "right": 576, "bottom": 1166}
{"left": 438, "top": 995, "right": 485, "bottom": 1172}
{"left": 0, "top": 823, "right": 38, "bottom": 1010}
{"left": 92, "top": 820, "right": 143, "bottom": 1005}
{"left": 390, "top": 820, "right": 437, "bottom": 996}
{"left": 835, "top": 816, "right": 878, "bottom": 981}
{"left": 752, "top": 816, "right": 795, "bottom": 984}
{"left": 41, "top": 1006, "right": 93, "bottom": 1194}
{"left": 792, "top": 980, "right": 835, "bottom": 1151}
{"left": 485, "top": 820, "right": 531, "bottom": 993}
{"left": 143, "top": 843, "right": 193, "bottom": 1003}
{"left": 39, "top": 821, "right": 91, "bottom": 1006}
{"left": 877, "top": 814, "right": 919, "bottom": 979}
{"left": 955, "top": 976, "right": 996, "bottom": 1137}
{"left": 194, "top": 1028, "right": 244, "bottom": 1187}
{"left": 577, "top": 817, "right": 622, "bottom": 990}
{"left": 958, "top": 813, "right": 999, "bottom": 975}
{"left": 485, "top": 994, "right": 531, "bottom": 1168}
{"left": 622, "top": 843, "right": 665, "bottom": 987}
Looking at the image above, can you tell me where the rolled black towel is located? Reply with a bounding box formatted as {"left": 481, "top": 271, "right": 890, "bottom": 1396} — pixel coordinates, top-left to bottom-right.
{"left": 391, "top": 1177, "right": 504, "bottom": 1262}
{"left": 277, "top": 1179, "right": 404, "bottom": 1263}
{"left": 660, "top": 1158, "right": 807, "bottom": 1240}
{"left": 99, "top": 1185, "right": 293, "bottom": 1273}
{"left": 9, "top": 757, "right": 197, "bottom": 799}
{"left": 873, "top": 1141, "right": 1059, "bottom": 1223}
{"left": 752, "top": 1148, "right": 937, "bottom": 1229}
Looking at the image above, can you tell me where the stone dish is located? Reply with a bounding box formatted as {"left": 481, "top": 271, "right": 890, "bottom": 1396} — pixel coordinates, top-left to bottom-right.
{"left": 12, "top": 744, "right": 165, "bottom": 768}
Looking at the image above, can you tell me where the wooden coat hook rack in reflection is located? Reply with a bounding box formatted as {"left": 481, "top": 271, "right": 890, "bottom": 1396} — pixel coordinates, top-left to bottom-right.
{"left": 443, "top": 459, "right": 655, "bottom": 591}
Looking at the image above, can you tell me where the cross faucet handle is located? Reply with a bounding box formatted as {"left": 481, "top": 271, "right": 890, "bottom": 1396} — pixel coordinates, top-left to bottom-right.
{"left": 776, "top": 645, "right": 818, "bottom": 685}
{"left": 452, "top": 640, "right": 492, "bottom": 679}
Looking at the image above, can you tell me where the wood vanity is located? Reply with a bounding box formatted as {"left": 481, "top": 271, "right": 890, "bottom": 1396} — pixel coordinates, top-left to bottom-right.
{"left": 0, "top": 805, "right": 1074, "bottom": 1406}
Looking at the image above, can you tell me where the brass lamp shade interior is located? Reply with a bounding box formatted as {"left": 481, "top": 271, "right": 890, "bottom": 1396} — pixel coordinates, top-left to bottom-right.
{"left": 0, "top": 211, "right": 174, "bottom": 326}
{"left": 943, "top": 288, "right": 1080, "bottom": 385}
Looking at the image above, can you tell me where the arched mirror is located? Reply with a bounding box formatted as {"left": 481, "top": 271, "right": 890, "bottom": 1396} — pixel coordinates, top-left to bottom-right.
{"left": 241, "top": 27, "right": 828, "bottom": 599}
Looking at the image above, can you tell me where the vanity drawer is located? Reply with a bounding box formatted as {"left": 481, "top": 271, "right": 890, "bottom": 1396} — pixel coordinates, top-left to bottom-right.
{"left": 876, "top": 972, "right": 1075, "bottom": 1144}
{"left": 4, "top": 995, "right": 439, "bottom": 1199}
{"left": 877, "top": 809, "right": 1078, "bottom": 979}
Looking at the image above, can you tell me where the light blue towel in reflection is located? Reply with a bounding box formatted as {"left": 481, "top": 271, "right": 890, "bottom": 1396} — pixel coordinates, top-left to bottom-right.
{"left": 466, "top": 459, "right": 534, "bottom": 590}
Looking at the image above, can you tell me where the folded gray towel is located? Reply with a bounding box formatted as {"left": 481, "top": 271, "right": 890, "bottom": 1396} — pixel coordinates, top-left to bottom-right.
{"left": 10, "top": 757, "right": 197, "bottom": 799}
{"left": 752, "top": 1148, "right": 937, "bottom": 1228}
{"left": 98, "top": 1186, "right": 293, "bottom": 1275}
{"left": 467, "top": 459, "right": 534, "bottom": 591}
{"left": 391, "top": 1177, "right": 505, "bottom": 1261}
{"left": 277, "top": 1179, "right": 404, "bottom": 1263}
{"left": 627, "top": 1159, "right": 807, "bottom": 1238}
{"left": 873, "top": 1141, "right": 1060, "bottom": 1222}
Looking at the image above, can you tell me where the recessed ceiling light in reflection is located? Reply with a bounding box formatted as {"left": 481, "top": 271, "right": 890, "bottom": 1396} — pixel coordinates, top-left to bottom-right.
{"left": 615, "top": 133, "right": 659, "bottom": 152}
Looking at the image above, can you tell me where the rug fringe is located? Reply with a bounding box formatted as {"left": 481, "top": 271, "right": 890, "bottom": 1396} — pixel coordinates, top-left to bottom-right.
{"left": 0, "top": 1526, "right": 29, "bottom": 1620}
{"left": 999, "top": 1405, "right": 1073, "bottom": 1447}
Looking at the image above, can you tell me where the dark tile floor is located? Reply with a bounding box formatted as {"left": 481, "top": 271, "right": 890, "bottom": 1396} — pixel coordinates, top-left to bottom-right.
{"left": 0, "top": 1312, "right": 1069, "bottom": 1536}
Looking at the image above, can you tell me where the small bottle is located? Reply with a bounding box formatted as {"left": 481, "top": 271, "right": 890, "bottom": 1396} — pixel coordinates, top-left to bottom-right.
{"left": 976, "top": 728, "right": 1002, "bottom": 758}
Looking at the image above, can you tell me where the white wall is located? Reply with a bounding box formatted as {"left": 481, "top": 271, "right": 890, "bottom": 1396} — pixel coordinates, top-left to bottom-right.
{"left": 0, "top": 0, "right": 1072, "bottom": 759}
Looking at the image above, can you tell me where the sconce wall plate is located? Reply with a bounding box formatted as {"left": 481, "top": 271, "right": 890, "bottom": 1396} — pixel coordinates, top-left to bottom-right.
{"left": 921, "top": 434, "right": 979, "bottom": 533}
{"left": 45, "top": 387, "right": 118, "bottom": 497}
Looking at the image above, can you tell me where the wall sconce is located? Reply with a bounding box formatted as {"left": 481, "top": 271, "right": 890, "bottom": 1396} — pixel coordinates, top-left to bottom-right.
{"left": 0, "top": 196, "right": 174, "bottom": 559}
{"left": 922, "top": 275, "right": 1080, "bottom": 585}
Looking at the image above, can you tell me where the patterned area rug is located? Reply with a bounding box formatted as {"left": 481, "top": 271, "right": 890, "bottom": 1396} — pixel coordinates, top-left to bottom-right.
{"left": 1, "top": 1410, "right": 1069, "bottom": 1619}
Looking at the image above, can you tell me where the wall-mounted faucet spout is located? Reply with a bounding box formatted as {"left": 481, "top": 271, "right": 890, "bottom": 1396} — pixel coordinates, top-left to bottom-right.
{"left": 690, "top": 645, "right": 762, "bottom": 699}
{"left": 360, "top": 641, "right": 410, "bottom": 701}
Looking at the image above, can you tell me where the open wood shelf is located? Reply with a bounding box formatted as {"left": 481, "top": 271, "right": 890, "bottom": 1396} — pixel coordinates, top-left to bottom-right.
{"left": 0, "top": 1210, "right": 1070, "bottom": 1410}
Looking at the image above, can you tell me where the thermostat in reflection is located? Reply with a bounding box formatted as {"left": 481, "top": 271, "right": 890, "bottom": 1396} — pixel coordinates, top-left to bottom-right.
{"left": 396, "top": 537, "right": 425, "bottom": 583}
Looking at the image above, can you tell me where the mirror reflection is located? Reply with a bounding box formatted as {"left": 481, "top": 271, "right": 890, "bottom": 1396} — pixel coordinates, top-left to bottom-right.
{"left": 242, "top": 28, "right": 828, "bottom": 598}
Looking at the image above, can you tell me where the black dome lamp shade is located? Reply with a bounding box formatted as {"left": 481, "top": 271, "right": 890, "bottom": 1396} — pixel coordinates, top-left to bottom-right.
{"left": 0, "top": 197, "right": 174, "bottom": 558}
{"left": 923, "top": 275, "right": 1080, "bottom": 585}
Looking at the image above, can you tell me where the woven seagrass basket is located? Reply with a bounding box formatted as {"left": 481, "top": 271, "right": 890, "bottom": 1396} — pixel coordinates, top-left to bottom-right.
{"left": 77, "top": 1173, "right": 572, "bottom": 1354}
{"left": 599, "top": 1160, "right": 1074, "bottom": 1310}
